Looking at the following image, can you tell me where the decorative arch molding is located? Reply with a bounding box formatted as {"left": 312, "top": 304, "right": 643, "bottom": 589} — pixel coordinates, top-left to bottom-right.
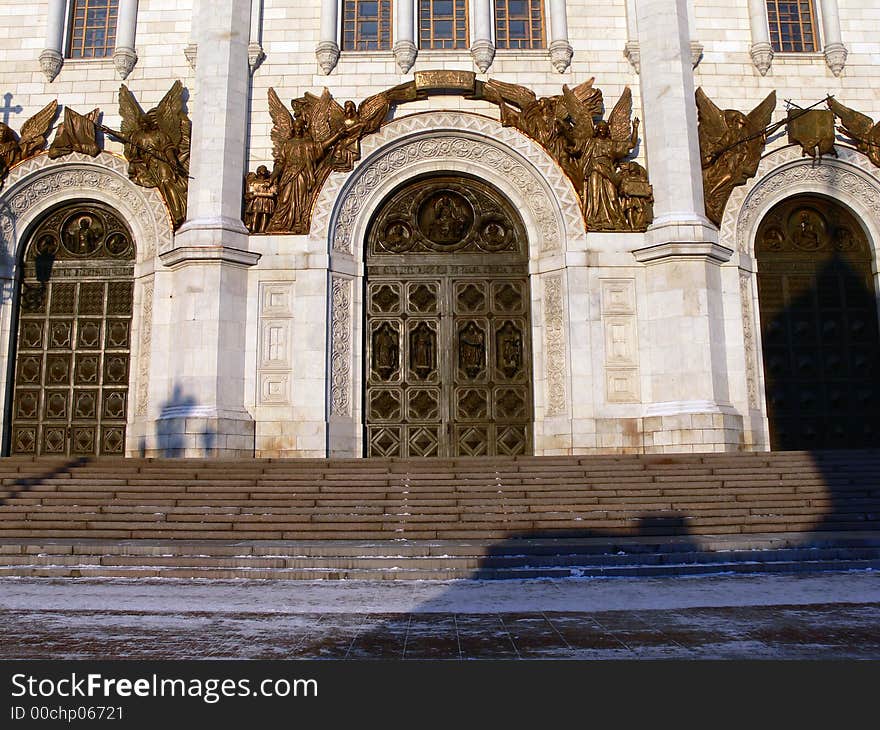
{"left": 0, "top": 151, "right": 173, "bottom": 275}
{"left": 310, "top": 111, "right": 587, "bottom": 261}
{"left": 720, "top": 145, "right": 880, "bottom": 259}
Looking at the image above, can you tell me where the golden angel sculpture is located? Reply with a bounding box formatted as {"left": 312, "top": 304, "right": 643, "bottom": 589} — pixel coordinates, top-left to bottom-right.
{"left": 483, "top": 77, "right": 603, "bottom": 182}
{"left": 827, "top": 97, "right": 880, "bottom": 168}
{"left": 263, "top": 87, "right": 392, "bottom": 234}
{"left": 119, "top": 81, "right": 191, "bottom": 228}
{"left": 696, "top": 88, "right": 776, "bottom": 225}
{"left": 561, "top": 86, "right": 643, "bottom": 231}
{"left": 0, "top": 100, "right": 58, "bottom": 183}
{"left": 49, "top": 106, "right": 101, "bottom": 159}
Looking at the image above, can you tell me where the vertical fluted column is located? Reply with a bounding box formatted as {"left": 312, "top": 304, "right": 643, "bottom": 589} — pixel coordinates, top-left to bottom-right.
{"left": 623, "top": 0, "right": 641, "bottom": 72}
{"left": 747, "top": 0, "right": 773, "bottom": 75}
{"left": 547, "top": 0, "right": 573, "bottom": 72}
{"left": 819, "top": 0, "right": 847, "bottom": 76}
{"left": 113, "top": 0, "right": 139, "bottom": 79}
{"left": 316, "top": 0, "right": 340, "bottom": 74}
{"left": 394, "top": 0, "right": 417, "bottom": 73}
{"left": 159, "top": 0, "right": 258, "bottom": 457}
{"left": 39, "top": 0, "right": 65, "bottom": 82}
{"left": 470, "top": 0, "right": 494, "bottom": 72}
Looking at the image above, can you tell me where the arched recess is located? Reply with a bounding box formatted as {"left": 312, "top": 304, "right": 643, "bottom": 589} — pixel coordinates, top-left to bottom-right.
{"left": 720, "top": 146, "right": 880, "bottom": 449}
{"left": 311, "top": 112, "right": 587, "bottom": 456}
{"left": 0, "top": 152, "right": 173, "bottom": 454}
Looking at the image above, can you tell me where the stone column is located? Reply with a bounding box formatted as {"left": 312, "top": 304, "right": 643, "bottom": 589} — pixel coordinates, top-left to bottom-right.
{"left": 113, "top": 0, "right": 139, "bottom": 79}
{"left": 470, "top": 0, "right": 495, "bottom": 72}
{"left": 633, "top": 0, "right": 742, "bottom": 453}
{"left": 547, "top": 0, "right": 573, "bottom": 72}
{"left": 747, "top": 0, "right": 773, "bottom": 75}
{"left": 623, "top": 0, "right": 641, "bottom": 72}
{"left": 159, "top": 0, "right": 259, "bottom": 457}
{"left": 393, "top": 0, "right": 417, "bottom": 73}
{"left": 39, "top": 0, "right": 65, "bottom": 82}
{"left": 248, "top": 0, "right": 266, "bottom": 72}
{"left": 316, "top": 0, "right": 340, "bottom": 74}
{"left": 819, "top": 0, "right": 847, "bottom": 76}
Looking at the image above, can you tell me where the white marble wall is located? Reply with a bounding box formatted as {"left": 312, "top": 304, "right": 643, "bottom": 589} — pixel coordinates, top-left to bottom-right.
{"left": 0, "top": 1, "right": 878, "bottom": 456}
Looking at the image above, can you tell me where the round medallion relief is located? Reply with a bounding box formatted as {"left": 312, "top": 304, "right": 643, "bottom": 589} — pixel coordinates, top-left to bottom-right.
{"left": 418, "top": 190, "right": 474, "bottom": 245}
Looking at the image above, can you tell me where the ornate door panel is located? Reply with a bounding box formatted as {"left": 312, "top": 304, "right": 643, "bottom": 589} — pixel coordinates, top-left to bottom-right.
{"left": 365, "top": 176, "right": 533, "bottom": 458}
{"left": 756, "top": 195, "right": 880, "bottom": 450}
{"left": 9, "top": 203, "right": 135, "bottom": 456}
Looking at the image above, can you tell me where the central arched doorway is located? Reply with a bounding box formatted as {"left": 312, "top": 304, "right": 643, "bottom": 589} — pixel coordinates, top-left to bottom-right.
{"left": 364, "top": 175, "right": 533, "bottom": 457}
{"left": 7, "top": 201, "right": 135, "bottom": 456}
{"left": 755, "top": 194, "right": 880, "bottom": 450}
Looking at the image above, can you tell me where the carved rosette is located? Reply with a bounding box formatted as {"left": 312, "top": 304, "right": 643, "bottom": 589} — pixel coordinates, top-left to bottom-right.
{"left": 330, "top": 275, "right": 353, "bottom": 417}
{"left": 543, "top": 273, "right": 566, "bottom": 417}
{"left": 136, "top": 279, "right": 154, "bottom": 417}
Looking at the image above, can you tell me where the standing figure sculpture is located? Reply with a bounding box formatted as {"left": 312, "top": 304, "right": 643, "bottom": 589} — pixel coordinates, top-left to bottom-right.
{"left": 0, "top": 100, "right": 58, "bottom": 184}
{"left": 696, "top": 88, "right": 776, "bottom": 225}
{"left": 244, "top": 165, "right": 277, "bottom": 234}
{"left": 561, "top": 86, "right": 640, "bottom": 231}
{"left": 264, "top": 87, "right": 394, "bottom": 234}
{"left": 119, "top": 81, "right": 191, "bottom": 229}
{"left": 49, "top": 106, "right": 101, "bottom": 159}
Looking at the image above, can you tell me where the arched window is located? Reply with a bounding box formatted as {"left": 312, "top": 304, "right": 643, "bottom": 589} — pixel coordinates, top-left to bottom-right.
{"left": 419, "top": 0, "right": 468, "bottom": 49}
{"left": 343, "top": 0, "right": 392, "bottom": 51}
{"left": 766, "top": 0, "right": 818, "bottom": 52}
{"left": 495, "top": 0, "right": 545, "bottom": 49}
{"left": 67, "top": 0, "right": 119, "bottom": 58}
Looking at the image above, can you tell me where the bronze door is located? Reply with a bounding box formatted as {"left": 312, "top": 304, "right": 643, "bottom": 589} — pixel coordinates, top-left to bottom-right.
{"left": 756, "top": 195, "right": 880, "bottom": 450}
{"left": 9, "top": 203, "right": 135, "bottom": 456}
{"left": 365, "top": 176, "right": 533, "bottom": 457}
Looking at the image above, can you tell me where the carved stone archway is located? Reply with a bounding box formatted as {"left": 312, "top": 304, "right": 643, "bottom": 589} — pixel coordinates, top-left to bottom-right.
{"left": 315, "top": 112, "right": 586, "bottom": 456}
{"left": 719, "top": 145, "right": 880, "bottom": 446}
{"left": 0, "top": 152, "right": 173, "bottom": 454}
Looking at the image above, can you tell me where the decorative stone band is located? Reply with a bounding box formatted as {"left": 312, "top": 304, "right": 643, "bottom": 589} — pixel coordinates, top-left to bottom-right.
{"left": 312, "top": 112, "right": 586, "bottom": 260}
{"left": 543, "top": 272, "right": 567, "bottom": 418}
{"left": 330, "top": 275, "right": 353, "bottom": 418}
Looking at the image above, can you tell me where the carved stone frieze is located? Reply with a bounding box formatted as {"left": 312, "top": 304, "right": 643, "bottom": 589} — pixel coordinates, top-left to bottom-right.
{"left": 136, "top": 278, "right": 154, "bottom": 417}
{"left": 330, "top": 275, "right": 353, "bottom": 417}
{"left": 738, "top": 270, "right": 758, "bottom": 409}
{"left": 543, "top": 273, "right": 567, "bottom": 417}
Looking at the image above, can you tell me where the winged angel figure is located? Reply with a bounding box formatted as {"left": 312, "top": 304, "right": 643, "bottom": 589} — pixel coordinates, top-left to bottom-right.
{"left": 696, "top": 88, "right": 776, "bottom": 225}
{"left": 0, "top": 100, "right": 58, "bottom": 183}
{"left": 827, "top": 97, "right": 880, "bottom": 168}
{"left": 561, "top": 86, "right": 641, "bottom": 231}
{"left": 483, "top": 77, "right": 603, "bottom": 181}
{"left": 265, "top": 87, "right": 391, "bottom": 234}
{"left": 119, "top": 81, "right": 191, "bottom": 228}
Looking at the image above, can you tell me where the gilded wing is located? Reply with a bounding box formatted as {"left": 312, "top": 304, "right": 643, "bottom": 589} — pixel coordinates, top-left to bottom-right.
{"left": 695, "top": 88, "right": 727, "bottom": 147}
{"left": 153, "top": 80, "right": 187, "bottom": 150}
{"left": 268, "top": 87, "right": 293, "bottom": 160}
{"left": 303, "top": 88, "right": 344, "bottom": 144}
{"left": 568, "top": 77, "right": 603, "bottom": 119}
{"left": 118, "top": 84, "right": 146, "bottom": 141}
{"left": 561, "top": 84, "right": 594, "bottom": 136}
{"left": 483, "top": 78, "right": 537, "bottom": 111}
{"left": 357, "top": 92, "right": 391, "bottom": 135}
{"left": 17, "top": 100, "right": 58, "bottom": 157}
{"left": 746, "top": 90, "right": 776, "bottom": 134}
{"left": 607, "top": 86, "right": 634, "bottom": 145}
{"left": 828, "top": 97, "right": 876, "bottom": 141}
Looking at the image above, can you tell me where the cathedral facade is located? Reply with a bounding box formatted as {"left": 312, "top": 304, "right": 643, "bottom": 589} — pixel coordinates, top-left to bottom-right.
{"left": 0, "top": 0, "right": 877, "bottom": 458}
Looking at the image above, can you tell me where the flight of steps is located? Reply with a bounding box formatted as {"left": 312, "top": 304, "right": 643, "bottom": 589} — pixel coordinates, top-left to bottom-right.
{"left": 0, "top": 450, "right": 878, "bottom": 579}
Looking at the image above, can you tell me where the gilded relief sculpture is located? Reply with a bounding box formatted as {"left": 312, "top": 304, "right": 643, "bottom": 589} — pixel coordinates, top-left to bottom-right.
{"left": 561, "top": 86, "right": 643, "bottom": 231}
{"left": 827, "top": 97, "right": 880, "bottom": 168}
{"left": 48, "top": 106, "right": 101, "bottom": 159}
{"left": 696, "top": 88, "right": 776, "bottom": 225}
{"left": 118, "top": 81, "right": 192, "bottom": 229}
{"left": 256, "top": 86, "right": 403, "bottom": 234}
{"left": 0, "top": 100, "right": 58, "bottom": 184}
